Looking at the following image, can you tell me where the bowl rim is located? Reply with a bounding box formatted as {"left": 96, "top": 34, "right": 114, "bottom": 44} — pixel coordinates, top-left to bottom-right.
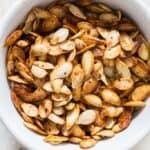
{"left": 1, "top": 0, "right": 150, "bottom": 149}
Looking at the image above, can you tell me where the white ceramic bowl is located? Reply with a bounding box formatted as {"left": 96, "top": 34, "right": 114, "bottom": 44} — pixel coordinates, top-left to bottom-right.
{"left": 0, "top": 0, "right": 150, "bottom": 149}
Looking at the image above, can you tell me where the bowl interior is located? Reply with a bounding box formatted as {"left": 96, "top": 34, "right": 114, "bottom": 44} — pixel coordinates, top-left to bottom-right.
{"left": 0, "top": 0, "right": 150, "bottom": 150}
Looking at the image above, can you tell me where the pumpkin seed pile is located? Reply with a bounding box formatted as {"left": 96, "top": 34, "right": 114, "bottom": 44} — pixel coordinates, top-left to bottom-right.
{"left": 5, "top": 0, "right": 150, "bottom": 149}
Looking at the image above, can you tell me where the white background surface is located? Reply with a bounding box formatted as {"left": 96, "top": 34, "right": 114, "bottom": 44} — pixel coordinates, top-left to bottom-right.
{"left": 0, "top": 0, "right": 150, "bottom": 149}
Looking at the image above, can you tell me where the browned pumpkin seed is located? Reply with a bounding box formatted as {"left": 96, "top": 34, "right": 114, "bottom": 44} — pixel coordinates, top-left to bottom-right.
{"left": 131, "top": 60, "right": 149, "bottom": 78}
{"left": 44, "top": 135, "right": 69, "bottom": 144}
{"left": 138, "top": 43, "right": 149, "bottom": 61}
{"left": 82, "top": 51, "right": 94, "bottom": 78}
{"left": 48, "top": 5, "right": 66, "bottom": 19}
{"left": 66, "top": 104, "right": 80, "bottom": 130}
{"left": 70, "top": 125, "right": 85, "bottom": 138}
{"left": 98, "top": 3, "right": 112, "bottom": 12}
{"left": 102, "top": 106, "right": 124, "bottom": 118}
{"left": 69, "top": 137, "right": 82, "bottom": 144}
{"left": 10, "top": 90, "right": 22, "bottom": 112}
{"left": 118, "top": 23, "right": 137, "bottom": 32}
{"left": 116, "top": 59, "right": 131, "bottom": 78}
{"left": 115, "top": 109, "right": 132, "bottom": 132}
{"left": 68, "top": 4, "right": 87, "bottom": 20}
{"left": 120, "top": 33, "right": 134, "bottom": 51}
{"left": 124, "top": 101, "right": 146, "bottom": 107}
{"left": 82, "top": 78, "right": 98, "bottom": 94}
{"left": 80, "top": 139, "right": 96, "bottom": 149}
{"left": 99, "top": 13, "right": 118, "bottom": 23}
{"left": 13, "top": 84, "right": 47, "bottom": 102}
{"left": 113, "top": 78, "right": 134, "bottom": 90}
{"left": 97, "top": 27, "right": 120, "bottom": 48}
{"left": 39, "top": 99, "right": 52, "bottom": 119}
{"left": 65, "top": 102, "right": 75, "bottom": 110}
{"left": 76, "top": 0, "right": 92, "bottom": 6}
{"left": 86, "top": 4, "right": 105, "bottom": 13}
{"left": 83, "top": 94, "right": 102, "bottom": 108}
{"left": 72, "top": 88, "right": 81, "bottom": 101}
{"left": 131, "top": 85, "right": 150, "bottom": 101}
{"left": 97, "top": 130, "right": 114, "bottom": 138}
{"left": 33, "top": 8, "right": 50, "bottom": 19}
{"left": 24, "top": 121, "right": 47, "bottom": 135}
{"left": 8, "top": 75, "right": 28, "bottom": 84}
{"left": 77, "top": 21, "right": 93, "bottom": 31}
{"left": 5, "top": 30, "right": 23, "bottom": 46}
{"left": 71, "top": 64, "right": 84, "bottom": 89}
{"left": 104, "top": 45, "right": 121, "bottom": 59}
{"left": 101, "top": 89, "right": 121, "bottom": 106}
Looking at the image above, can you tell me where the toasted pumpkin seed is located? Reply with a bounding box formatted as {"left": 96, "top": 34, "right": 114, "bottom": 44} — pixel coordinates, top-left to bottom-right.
{"left": 24, "top": 121, "right": 47, "bottom": 135}
{"left": 43, "top": 81, "right": 53, "bottom": 92}
{"left": 113, "top": 78, "right": 134, "bottom": 90}
{"left": 83, "top": 94, "right": 102, "bottom": 108}
{"left": 66, "top": 104, "right": 80, "bottom": 130}
{"left": 124, "top": 101, "right": 145, "bottom": 107}
{"left": 71, "top": 64, "right": 84, "bottom": 89}
{"left": 69, "top": 137, "right": 82, "bottom": 144}
{"left": 101, "top": 89, "right": 121, "bottom": 106}
{"left": 5, "top": 30, "right": 23, "bottom": 46}
{"left": 21, "top": 103, "right": 38, "bottom": 117}
{"left": 104, "top": 45, "right": 121, "bottom": 59}
{"left": 116, "top": 59, "right": 131, "bottom": 78}
{"left": 60, "top": 41, "right": 75, "bottom": 51}
{"left": 80, "top": 139, "right": 96, "bottom": 149}
{"left": 50, "top": 28, "right": 69, "bottom": 44}
{"left": 48, "top": 113, "right": 65, "bottom": 125}
{"left": 44, "top": 135, "right": 68, "bottom": 144}
{"left": 131, "top": 85, "right": 150, "bottom": 101}
{"left": 50, "top": 62, "right": 73, "bottom": 80}
{"left": 82, "top": 78, "right": 98, "bottom": 94}
{"left": 138, "top": 43, "right": 149, "bottom": 61}
{"left": 97, "top": 130, "right": 114, "bottom": 137}
{"left": 77, "top": 110, "right": 96, "bottom": 125}
{"left": 31, "top": 65, "right": 48, "bottom": 79}
{"left": 39, "top": 99, "right": 52, "bottom": 119}
{"left": 82, "top": 51, "right": 94, "bottom": 78}
{"left": 8, "top": 75, "right": 28, "bottom": 84}
{"left": 68, "top": 4, "right": 87, "bottom": 20}
{"left": 120, "top": 33, "right": 134, "bottom": 51}
{"left": 53, "top": 107, "right": 65, "bottom": 116}
{"left": 33, "top": 61, "right": 54, "bottom": 70}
